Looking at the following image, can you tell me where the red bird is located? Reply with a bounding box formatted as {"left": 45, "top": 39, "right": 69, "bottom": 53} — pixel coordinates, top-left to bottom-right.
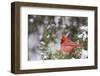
{"left": 60, "top": 33, "right": 78, "bottom": 55}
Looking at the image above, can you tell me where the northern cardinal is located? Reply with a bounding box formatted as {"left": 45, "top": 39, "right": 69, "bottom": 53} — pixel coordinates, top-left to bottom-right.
{"left": 60, "top": 33, "right": 78, "bottom": 55}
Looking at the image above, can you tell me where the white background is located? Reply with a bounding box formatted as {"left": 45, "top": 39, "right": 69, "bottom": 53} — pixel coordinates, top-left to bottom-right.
{"left": 0, "top": 0, "right": 100, "bottom": 76}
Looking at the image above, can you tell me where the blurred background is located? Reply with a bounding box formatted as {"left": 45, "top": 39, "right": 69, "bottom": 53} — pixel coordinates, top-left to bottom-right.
{"left": 28, "top": 15, "right": 88, "bottom": 60}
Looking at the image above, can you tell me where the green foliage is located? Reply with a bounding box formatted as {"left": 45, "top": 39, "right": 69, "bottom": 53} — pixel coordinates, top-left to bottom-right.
{"left": 28, "top": 15, "right": 88, "bottom": 60}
